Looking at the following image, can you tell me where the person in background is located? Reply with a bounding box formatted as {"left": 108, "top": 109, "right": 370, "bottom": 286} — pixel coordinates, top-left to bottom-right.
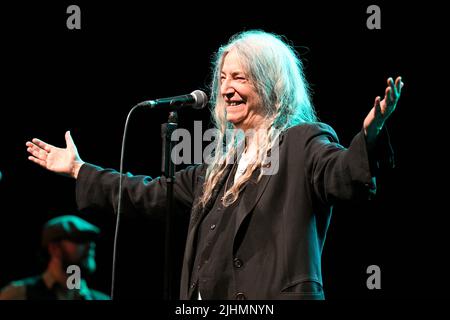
{"left": 0, "top": 215, "right": 110, "bottom": 300}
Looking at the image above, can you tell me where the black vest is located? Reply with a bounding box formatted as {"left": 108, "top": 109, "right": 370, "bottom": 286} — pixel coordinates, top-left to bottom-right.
{"left": 190, "top": 164, "right": 244, "bottom": 299}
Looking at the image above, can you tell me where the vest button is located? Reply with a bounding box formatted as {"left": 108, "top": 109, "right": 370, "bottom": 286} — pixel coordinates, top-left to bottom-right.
{"left": 235, "top": 292, "right": 246, "bottom": 300}
{"left": 210, "top": 224, "right": 216, "bottom": 230}
{"left": 233, "top": 258, "right": 243, "bottom": 268}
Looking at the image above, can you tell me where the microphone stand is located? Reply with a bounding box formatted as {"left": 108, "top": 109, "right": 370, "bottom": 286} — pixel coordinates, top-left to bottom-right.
{"left": 161, "top": 111, "right": 178, "bottom": 300}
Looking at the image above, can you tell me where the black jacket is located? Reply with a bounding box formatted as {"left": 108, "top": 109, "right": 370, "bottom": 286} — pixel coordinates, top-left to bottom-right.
{"left": 76, "top": 123, "right": 388, "bottom": 300}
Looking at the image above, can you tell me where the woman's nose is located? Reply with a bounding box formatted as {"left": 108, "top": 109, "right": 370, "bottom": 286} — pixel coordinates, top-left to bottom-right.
{"left": 220, "top": 79, "right": 234, "bottom": 96}
{"left": 221, "top": 85, "right": 235, "bottom": 99}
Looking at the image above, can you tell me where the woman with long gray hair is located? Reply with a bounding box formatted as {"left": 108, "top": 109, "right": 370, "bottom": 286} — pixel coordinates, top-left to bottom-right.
{"left": 25, "top": 30, "right": 403, "bottom": 299}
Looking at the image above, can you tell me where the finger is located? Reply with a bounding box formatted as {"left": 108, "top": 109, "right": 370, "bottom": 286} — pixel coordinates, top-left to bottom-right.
{"left": 385, "top": 77, "right": 394, "bottom": 101}
{"left": 374, "top": 96, "right": 382, "bottom": 117}
{"left": 27, "top": 146, "right": 47, "bottom": 161}
{"left": 389, "top": 77, "right": 396, "bottom": 101}
{"left": 28, "top": 155, "right": 47, "bottom": 168}
{"left": 395, "top": 76, "right": 403, "bottom": 95}
{"left": 395, "top": 76, "right": 401, "bottom": 90}
{"left": 391, "top": 76, "right": 400, "bottom": 100}
{"left": 65, "top": 131, "right": 76, "bottom": 151}
{"left": 25, "top": 141, "right": 37, "bottom": 149}
{"left": 385, "top": 86, "right": 392, "bottom": 106}
{"left": 387, "top": 77, "right": 393, "bottom": 87}
{"left": 26, "top": 141, "right": 46, "bottom": 155}
{"left": 31, "top": 138, "right": 52, "bottom": 153}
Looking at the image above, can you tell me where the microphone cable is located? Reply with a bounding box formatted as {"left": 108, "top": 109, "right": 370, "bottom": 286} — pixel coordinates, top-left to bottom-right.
{"left": 110, "top": 103, "right": 141, "bottom": 299}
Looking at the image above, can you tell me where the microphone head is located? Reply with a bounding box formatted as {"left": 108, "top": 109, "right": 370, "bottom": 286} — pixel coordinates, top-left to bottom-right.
{"left": 191, "top": 90, "right": 208, "bottom": 109}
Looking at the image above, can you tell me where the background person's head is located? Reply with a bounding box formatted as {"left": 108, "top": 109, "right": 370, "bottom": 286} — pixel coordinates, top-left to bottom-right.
{"left": 42, "top": 215, "right": 99, "bottom": 276}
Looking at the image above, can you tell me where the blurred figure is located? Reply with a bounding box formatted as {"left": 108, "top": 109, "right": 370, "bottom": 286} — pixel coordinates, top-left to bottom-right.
{"left": 0, "top": 215, "right": 109, "bottom": 300}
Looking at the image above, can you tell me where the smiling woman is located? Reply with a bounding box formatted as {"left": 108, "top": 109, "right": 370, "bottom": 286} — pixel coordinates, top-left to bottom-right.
{"left": 203, "top": 31, "right": 318, "bottom": 208}
{"left": 24, "top": 29, "right": 403, "bottom": 300}
{"left": 220, "top": 49, "right": 266, "bottom": 130}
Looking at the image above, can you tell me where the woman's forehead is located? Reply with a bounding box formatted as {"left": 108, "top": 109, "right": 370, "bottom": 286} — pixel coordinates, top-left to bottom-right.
{"left": 221, "top": 50, "right": 246, "bottom": 74}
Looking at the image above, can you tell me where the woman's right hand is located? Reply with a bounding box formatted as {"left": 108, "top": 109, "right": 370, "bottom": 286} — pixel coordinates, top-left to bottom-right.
{"left": 26, "top": 131, "right": 85, "bottom": 179}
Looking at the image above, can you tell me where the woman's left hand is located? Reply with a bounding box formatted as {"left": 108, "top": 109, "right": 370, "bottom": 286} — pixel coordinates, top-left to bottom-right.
{"left": 364, "top": 76, "right": 404, "bottom": 143}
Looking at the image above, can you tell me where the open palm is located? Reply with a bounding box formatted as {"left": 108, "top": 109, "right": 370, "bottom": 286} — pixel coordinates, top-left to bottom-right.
{"left": 26, "top": 131, "right": 84, "bottom": 178}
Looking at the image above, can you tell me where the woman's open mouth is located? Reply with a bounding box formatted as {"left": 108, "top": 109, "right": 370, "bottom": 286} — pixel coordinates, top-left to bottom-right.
{"left": 226, "top": 101, "right": 245, "bottom": 109}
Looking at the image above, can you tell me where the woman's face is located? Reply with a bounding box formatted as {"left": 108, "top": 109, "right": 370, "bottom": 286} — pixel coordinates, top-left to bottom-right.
{"left": 220, "top": 49, "right": 265, "bottom": 130}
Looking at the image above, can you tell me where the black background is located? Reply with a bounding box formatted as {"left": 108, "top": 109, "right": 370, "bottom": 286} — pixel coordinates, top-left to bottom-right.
{"left": 0, "top": 0, "right": 447, "bottom": 306}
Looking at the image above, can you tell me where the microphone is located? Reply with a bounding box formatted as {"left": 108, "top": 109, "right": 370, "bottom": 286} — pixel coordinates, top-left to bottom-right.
{"left": 136, "top": 90, "right": 208, "bottom": 110}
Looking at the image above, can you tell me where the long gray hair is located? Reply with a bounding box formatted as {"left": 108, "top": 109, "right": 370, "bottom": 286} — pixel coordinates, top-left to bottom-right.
{"left": 199, "top": 30, "right": 317, "bottom": 208}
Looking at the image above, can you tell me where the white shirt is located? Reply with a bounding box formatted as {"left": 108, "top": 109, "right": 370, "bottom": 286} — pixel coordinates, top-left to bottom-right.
{"left": 234, "top": 149, "right": 256, "bottom": 183}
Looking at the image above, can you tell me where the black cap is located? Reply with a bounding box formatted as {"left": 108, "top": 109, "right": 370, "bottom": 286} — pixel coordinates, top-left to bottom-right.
{"left": 41, "top": 215, "right": 100, "bottom": 248}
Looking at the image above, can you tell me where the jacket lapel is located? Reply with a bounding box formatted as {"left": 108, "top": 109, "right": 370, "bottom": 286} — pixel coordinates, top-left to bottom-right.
{"left": 233, "top": 135, "right": 283, "bottom": 243}
{"left": 233, "top": 167, "right": 272, "bottom": 242}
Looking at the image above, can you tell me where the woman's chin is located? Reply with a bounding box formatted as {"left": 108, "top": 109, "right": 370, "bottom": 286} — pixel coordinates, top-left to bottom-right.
{"left": 227, "top": 118, "right": 243, "bottom": 128}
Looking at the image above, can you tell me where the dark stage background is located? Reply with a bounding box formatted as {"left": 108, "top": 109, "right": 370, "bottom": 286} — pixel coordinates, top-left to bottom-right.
{"left": 0, "top": 1, "right": 447, "bottom": 302}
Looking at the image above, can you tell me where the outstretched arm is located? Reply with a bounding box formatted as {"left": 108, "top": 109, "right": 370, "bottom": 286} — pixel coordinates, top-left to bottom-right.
{"left": 26, "top": 131, "right": 85, "bottom": 178}
{"left": 364, "top": 76, "right": 404, "bottom": 145}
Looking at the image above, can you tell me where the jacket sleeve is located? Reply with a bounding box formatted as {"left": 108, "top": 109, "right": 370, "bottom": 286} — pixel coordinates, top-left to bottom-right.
{"left": 76, "top": 163, "right": 205, "bottom": 218}
{"left": 303, "top": 122, "right": 393, "bottom": 204}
